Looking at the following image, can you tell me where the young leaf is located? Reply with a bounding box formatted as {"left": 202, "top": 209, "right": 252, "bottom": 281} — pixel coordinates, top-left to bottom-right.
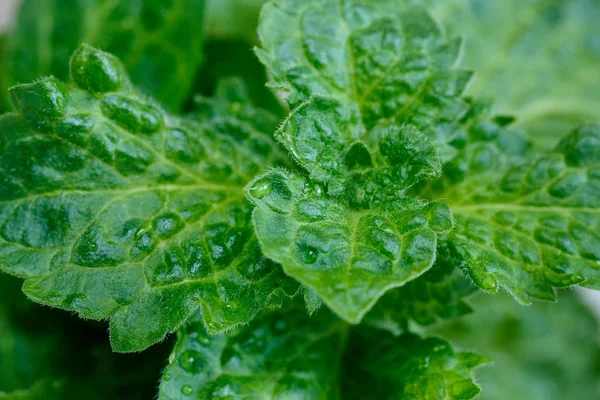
{"left": 437, "top": 291, "right": 600, "bottom": 400}
{"left": 158, "top": 305, "right": 346, "bottom": 399}
{"left": 364, "top": 246, "right": 477, "bottom": 335}
{"left": 343, "top": 328, "right": 490, "bottom": 400}
{"left": 422, "top": 0, "right": 600, "bottom": 149}
{"left": 1, "top": 0, "right": 205, "bottom": 111}
{"left": 0, "top": 45, "right": 298, "bottom": 352}
{"left": 427, "top": 124, "right": 600, "bottom": 302}
{"left": 246, "top": 169, "right": 454, "bottom": 323}
{"left": 257, "top": 0, "right": 473, "bottom": 205}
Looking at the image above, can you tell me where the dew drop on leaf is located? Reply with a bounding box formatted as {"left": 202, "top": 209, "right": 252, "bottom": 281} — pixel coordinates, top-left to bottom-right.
{"left": 196, "top": 334, "right": 211, "bottom": 347}
{"left": 181, "top": 384, "right": 193, "bottom": 396}
{"left": 480, "top": 276, "right": 498, "bottom": 292}
{"left": 297, "top": 244, "right": 319, "bottom": 264}
{"left": 248, "top": 179, "right": 272, "bottom": 199}
{"left": 272, "top": 319, "right": 288, "bottom": 333}
{"left": 178, "top": 350, "right": 206, "bottom": 373}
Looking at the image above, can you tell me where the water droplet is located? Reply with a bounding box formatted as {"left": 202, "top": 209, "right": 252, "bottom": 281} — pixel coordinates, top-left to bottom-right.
{"left": 273, "top": 319, "right": 287, "bottom": 333}
{"left": 181, "top": 384, "right": 193, "bottom": 396}
{"left": 197, "top": 334, "right": 211, "bottom": 347}
{"left": 249, "top": 179, "right": 272, "bottom": 199}
{"left": 163, "top": 372, "right": 171, "bottom": 381}
{"left": 178, "top": 350, "right": 207, "bottom": 373}
{"left": 432, "top": 344, "right": 445, "bottom": 353}
{"left": 481, "top": 276, "right": 498, "bottom": 292}
{"left": 77, "top": 66, "right": 85, "bottom": 75}
{"left": 297, "top": 243, "right": 319, "bottom": 264}
{"left": 231, "top": 102, "right": 242, "bottom": 114}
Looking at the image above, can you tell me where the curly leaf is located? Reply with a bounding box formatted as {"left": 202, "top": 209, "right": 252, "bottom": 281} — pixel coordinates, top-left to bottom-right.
{"left": 364, "top": 246, "right": 477, "bottom": 335}
{"left": 343, "top": 328, "right": 490, "bottom": 400}
{"left": 429, "top": 124, "right": 600, "bottom": 302}
{"left": 0, "top": 45, "right": 298, "bottom": 352}
{"left": 257, "top": 0, "right": 473, "bottom": 206}
{"left": 246, "top": 169, "right": 454, "bottom": 323}
{"left": 159, "top": 304, "right": 346, "bottom": 399}
{"left": 421, "top": 0, "right": 600, "bottom": 149}
{"left": 2, "top": 0, "right": 205, "bottom": 111}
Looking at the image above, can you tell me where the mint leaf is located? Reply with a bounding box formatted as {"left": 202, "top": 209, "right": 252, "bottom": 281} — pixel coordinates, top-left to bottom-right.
{"left": 428, "top": 124, "right": 600, "bottom": 302}
{"left": 2, "top": 0, "right": 205, "bottom": 111}
{"left": 257, "top": 0, "right": 473, "bottom": 206}
{"left": 364, "top": 245, "right": 477, "bottom": 334}
{"left": 423, "top": 0, "right": 600, "bottom": 149}
{"left": 343, "top": 328, "right": 489, "bottom": 400}
{"left": 247, "top": 169, "right": 454, "bottom": 323}
{"left": 158, "top": 304, "right": 346, "bottom": 399}
{"left": 0, "top": 45, "right": 298, "bottom": 352}
{"left": 437, "top": 291, "right": 600, "bottom": 400}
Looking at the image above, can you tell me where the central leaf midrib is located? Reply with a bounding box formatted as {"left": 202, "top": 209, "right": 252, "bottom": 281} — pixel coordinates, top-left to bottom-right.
{"left": 5, "top": 183, "right": 243, "bottom": 205}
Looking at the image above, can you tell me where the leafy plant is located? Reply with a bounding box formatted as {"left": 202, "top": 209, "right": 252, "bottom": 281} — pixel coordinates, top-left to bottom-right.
{"left": 0, "top": 0, "right": 599, "bottom": 398}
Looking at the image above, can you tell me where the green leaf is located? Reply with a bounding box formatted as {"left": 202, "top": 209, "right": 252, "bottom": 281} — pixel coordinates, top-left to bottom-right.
{"left": 257, "top": 0, "right": 473, "bottom": 206}
{"left": 427, "top": 124, "right": 600, "bottom": 302}
{"left": 343, "top": 328, "right": 490, "bottom": 400}
{"left": 2, "top": 0, "right": 205, "bottom": 111}
{"left": 158, "top": 304, "right": 346, "bottom": 399}
{"left": 0, "top": 45, "right": 298, "bottom": 352}
{"left": 422, "top": 0, "right": 600, "bottom": 149}
{"left": 437, "top": 291, "right": 600, "bottom": 400}
{"left": 364, "top": 245, "right": 477, "bottom": 335}
{"left": 247, "top": 169, "right": 455, "bottom": 323}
